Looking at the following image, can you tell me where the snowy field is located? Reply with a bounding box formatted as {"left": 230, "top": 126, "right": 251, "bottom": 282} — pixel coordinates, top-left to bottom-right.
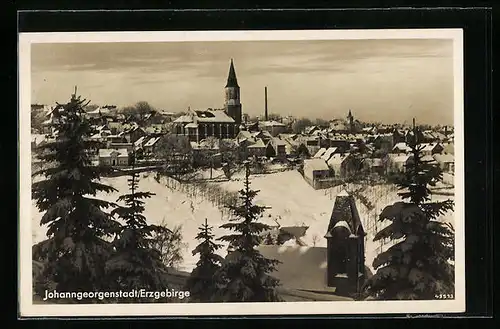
{"left": 31, "top": 169, "right": 456, "bottom": 274}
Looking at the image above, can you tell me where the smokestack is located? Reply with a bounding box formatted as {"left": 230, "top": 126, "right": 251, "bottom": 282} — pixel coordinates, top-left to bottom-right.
{"left": 264, "top": 86, "right": 268, "bottom": 121}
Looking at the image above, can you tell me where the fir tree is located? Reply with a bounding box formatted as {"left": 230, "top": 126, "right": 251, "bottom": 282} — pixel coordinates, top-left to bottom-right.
{"left": 32, "top": 90, "right": 121, "bottom": 296}
{"left": 263, "top": 232, "right": 275, "bottom": 245}
{"left": 106, "top": 159, "right": 170, "bottom": 301}
{"left": 185, "top": 218, "right": 224, "bottom": 302}
{"left": 364, "top": 119, "right": 455, "bottom": 300}
{"left": 214, "top": 162, "right": 282, "bottom": 302}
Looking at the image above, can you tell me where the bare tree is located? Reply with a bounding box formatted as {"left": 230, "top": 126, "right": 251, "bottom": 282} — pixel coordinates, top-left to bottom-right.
{"left": 150, "top": 219, "right": 188, "bottom": 269}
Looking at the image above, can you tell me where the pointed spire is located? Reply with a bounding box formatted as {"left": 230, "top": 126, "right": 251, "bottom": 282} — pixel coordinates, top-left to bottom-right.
{"left": 225, "top": 58, "right": 239, "bottom": 88}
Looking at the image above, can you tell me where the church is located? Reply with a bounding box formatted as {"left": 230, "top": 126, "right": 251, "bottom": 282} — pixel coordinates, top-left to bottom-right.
{"left": 172, "top": 59, "right": 243, "bottom": 142}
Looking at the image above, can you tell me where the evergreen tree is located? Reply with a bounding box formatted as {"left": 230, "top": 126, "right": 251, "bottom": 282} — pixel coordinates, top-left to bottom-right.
{"left": 214, "top": 162, "right": 282, "bottom": 302}
{"left": 263, "top": 232, "right": 275, "bottom": 245}
{"left": 106, "top": 159, "right": 170, "bottom": 301}
{"left": 364, "top": 119, "right": 455, "bottom": 300}
{"left": 32, "top": 90, "right": 121, "bottom": 296}
{"left": 185, "top": 219, "right": 224, "bottom": 302}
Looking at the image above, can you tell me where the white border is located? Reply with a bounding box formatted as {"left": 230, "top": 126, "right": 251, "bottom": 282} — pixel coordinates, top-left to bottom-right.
{"left": 19, "top": 29, "right": 465, "bottom": 317}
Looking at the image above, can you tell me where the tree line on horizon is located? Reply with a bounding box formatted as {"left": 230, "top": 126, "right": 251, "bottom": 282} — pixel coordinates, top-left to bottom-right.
{"left": 30, "top": 90, "right": 455, "bottom": 303}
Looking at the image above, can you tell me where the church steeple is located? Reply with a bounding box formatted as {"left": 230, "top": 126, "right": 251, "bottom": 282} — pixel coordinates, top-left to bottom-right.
{"left": 225, "top": 58, "right": 239, "bottom": 88}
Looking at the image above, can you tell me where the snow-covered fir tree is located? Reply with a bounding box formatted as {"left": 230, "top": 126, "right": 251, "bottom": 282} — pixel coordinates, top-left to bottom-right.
{"left": 32, "top": 90, "right": 121, "bottom": 297}
{"left": 364, "top": 119, "right": 455, "bottom": 300}
{"left": 106, "top": 159, "right": 170, "bottom": 301}
{"left": 185, "top": 218, "right": 224, "bottom": 302}
{"left": 213, "top": 162, "right": 282, "bottom": 302}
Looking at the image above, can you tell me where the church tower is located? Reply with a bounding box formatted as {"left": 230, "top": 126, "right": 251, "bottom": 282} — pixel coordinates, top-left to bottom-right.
{"left": 224, "top": 59, "right": 242, "bottom": 125}
{"left": 347, "top": 109, "right": 354, "bottom": 133}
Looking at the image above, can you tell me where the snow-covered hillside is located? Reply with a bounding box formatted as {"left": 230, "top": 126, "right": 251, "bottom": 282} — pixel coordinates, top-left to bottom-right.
{"left": 31, "top": 169, "right": 455, "bottom": 274}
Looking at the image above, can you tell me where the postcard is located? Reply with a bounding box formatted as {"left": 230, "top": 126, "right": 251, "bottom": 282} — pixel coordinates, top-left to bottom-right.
{"left": 19, "top": 28, "right": 464, "bottom": 317}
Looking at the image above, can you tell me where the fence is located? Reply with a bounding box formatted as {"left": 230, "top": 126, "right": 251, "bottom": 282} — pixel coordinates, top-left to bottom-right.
{"left": 161, "top": 175, "right": 239, "bottom": 219}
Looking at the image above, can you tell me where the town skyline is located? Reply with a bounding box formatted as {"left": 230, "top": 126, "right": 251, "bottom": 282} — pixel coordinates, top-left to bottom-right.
{"left": 32, "top": 39, "right": 454, "bottom": 125}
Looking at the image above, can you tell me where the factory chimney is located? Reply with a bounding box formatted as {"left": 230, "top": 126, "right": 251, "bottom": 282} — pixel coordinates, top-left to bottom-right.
{"left": 264, "top": 86, "right": 268, "bottom": 121}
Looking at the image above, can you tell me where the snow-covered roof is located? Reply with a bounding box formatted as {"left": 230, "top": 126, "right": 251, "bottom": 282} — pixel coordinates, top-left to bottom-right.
{"left": 256, "top": 245, "right": 334, "bottom": 292}
{"left": 174, "top": 109, "right": 235, "bottom": 123}
{"left": 320, "top": 147, "right": 338, "bottom": 162}
{"left": 259, "top": 120, "right": 286, "bottom": 127}
{"left": 248, "top": 138, "right": 266, "bottom": 148}
{"left": 144, "top": 137, "right": 160, "bottom": 147}
{"left": 392, "top": 142, "right": 411, "bottom": 152}
{"left": 433, "top": 153, "right": 454, "bottom": 163}
{"left": 184, "top": 123, "right": 198, "bottom": 128}
{"left": 31, "top": 134, "right": 47, "bottom": 146}
{"left": 271, "top": 138, "right": 286, "bottom": 146}
{"left": 313, "top": 147, "right": 327, "bottom": 158}
{"left": 389, "top": 154, "right": 411, "bottom": 163}
{"left": 303, "top": 158, "right": 329, "bottom": 172}
{"left": 134, "top": 136, "right": 146, "bottom": 146}
{"left": 327, "top": 153, "right": 349, "bottom": 166}
{"left": 192, "top": 138, "right": 220, "bottom": 150}
{"left": 98, "top": 148, "right": 128, "bottom": 158}
{"left": 332, "top": 220, "right": 352, "bottom": 233}
{"left": 420, "top": 142, "right": 442, "bottom": 152}
{"left": 422, "top": 154, "right": 438, "bottom": 163}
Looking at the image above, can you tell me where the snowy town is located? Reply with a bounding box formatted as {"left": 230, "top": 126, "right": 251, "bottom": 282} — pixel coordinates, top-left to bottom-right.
{"left": 30, "top": 59, "right": 456, "bottom": 303}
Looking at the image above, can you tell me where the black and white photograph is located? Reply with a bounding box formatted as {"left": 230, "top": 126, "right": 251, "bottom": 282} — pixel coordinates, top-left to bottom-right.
{"left": 19, "top": 29, "right": 465, "bottom": 316}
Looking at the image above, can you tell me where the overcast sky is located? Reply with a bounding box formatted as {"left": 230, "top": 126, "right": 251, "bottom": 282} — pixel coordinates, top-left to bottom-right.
{"left": 31, "top": 39, "right": 455, "bottom": 125}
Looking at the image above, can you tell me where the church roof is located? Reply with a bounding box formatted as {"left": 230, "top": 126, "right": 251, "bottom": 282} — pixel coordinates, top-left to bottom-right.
{"left": 225, "top": 59, "right": 239, "bottom": 88}
{"left": 325, "top": 190, "right": 364, "bottom": 238}
{"left": 173, "top": 109, "right": 235, "bottom": 124}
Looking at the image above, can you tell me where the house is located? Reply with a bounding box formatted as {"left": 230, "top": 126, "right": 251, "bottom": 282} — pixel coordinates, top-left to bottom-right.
{"left": 298, "top": 136, "right": 322, "bottom": 156}
{"left": 303, "top": 158, "right": 330, "bottom": 188}
{"left": 327, "top": 153, "right": 354, "bottom": 178}
{"left": 305, "top": 125, "right": 320, "bottom": 135}
{"left": 420, "top": 143, "right": 444, "bottom": 155}
{"left": 31, "top": 134, "right": 47, "bottom": 149}
{"left": 362, "top": 126, "right": 378, "bottom": 135}
{"left": 387, "top": 154, "right": 414, "bottom": 173}
{"left": 258, "top": 120, "right": 288, "bottom": 137}
{"left": 98, "top": 148, "right": 129, "bottom": 167}
{"left": 313, "top": 147, "right": 327, "bottom": 158}
{"left": 107, "top": 142, "right": 134, "bottom": 152}
{"left": 433, "top": 153, "right": 455, "bottom": 173}
{"left": 392, "top": 142, "right": 411, "bottom": 153}
{"left": 143, "top": 136, "right": 161, "bottom": 155}
{"left": 107, "top": 122, "right": 124, "bottom": 135}
{"left": 372, "top": 134, "right": 394, "bottom": 152}
{"left": 320, "top": 147, "right": 339, "bottom": 162}
{"left": 246, "top": 138, "right": 267, "bottom": 158}
{"left": 144, "top": 124, "right": 166, "bottom": 136}
{"left": 281, "top": 137, "right": 309, "bottom": 158}
{"left": 442, "top": 142, "right": 454, "bottom": 155}
{"left": 422, "top": 154, "right": 438, "bottom": 164}
{"left": 133, "top": 136, "right": 147, "bottom": 150}
{"left": 268, "top": 138, "right": 287, "bottom": 160}
{"left": 324, "top": 190, "right": 367, "bottom": 296}
{"left": 326, "top": 138, "right": 351, "bottom": 153}
{"left": 122, "top": 126, "right": 146, "bottom": 144}
{"left": 363, "top": 158, "right": 385, "bottom": 176}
